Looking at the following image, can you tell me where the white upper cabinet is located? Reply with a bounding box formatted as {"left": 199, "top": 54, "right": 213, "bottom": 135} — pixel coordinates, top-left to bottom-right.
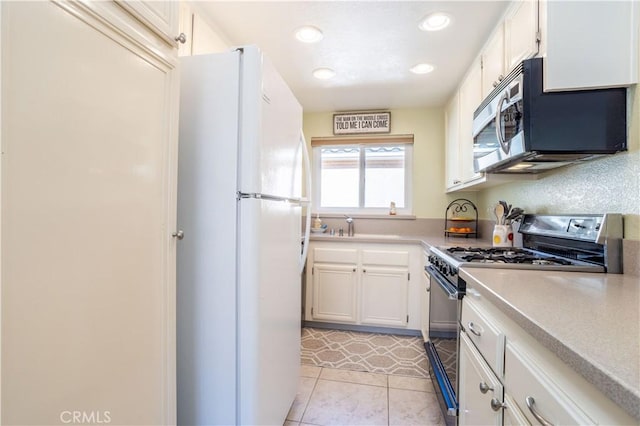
{"left": 116, "top": 1, "right": 179, "bottom": 46}
{"left": 504, "top": 0, "right": 539, "bottom": 72}
{"left": 178, "top": 3, "right": 232, "bottom": 57}
{"left": 481, "top": 27, "right": 505, "bottom": 99}
{"left": 445, "top": 93, "right": 461, "bottom": 190}
{"left": 458, "top": 60, "right": 483, "bottom": 184}
{"left": 540, "top": 0, "right": 638, "bottom": 90}
{"left": 178, "top": 2, "right": 193, "bottom": 56}
{"left": 445, "top": 59, "right": 484, "bottom": 192}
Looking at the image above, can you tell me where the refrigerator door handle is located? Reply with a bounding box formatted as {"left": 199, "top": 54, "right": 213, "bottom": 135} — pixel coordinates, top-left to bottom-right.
{"left": 299, "top": 130, "right": 312, "bottom": 274}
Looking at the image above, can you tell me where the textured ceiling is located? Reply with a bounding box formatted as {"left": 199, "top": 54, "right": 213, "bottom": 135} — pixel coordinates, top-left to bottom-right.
{"left": 196, "top": 1, "right": 509, "bottom": 112}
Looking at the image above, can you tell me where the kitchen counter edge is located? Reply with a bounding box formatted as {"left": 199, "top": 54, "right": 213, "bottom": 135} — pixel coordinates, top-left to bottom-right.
{"left": 459, "top": 267, "right": 640, "bottom": 422}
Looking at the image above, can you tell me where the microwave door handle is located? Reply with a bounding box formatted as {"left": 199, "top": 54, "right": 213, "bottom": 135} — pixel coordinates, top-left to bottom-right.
{"left": 494, "top": 92, "right": 510, "bottom": 154}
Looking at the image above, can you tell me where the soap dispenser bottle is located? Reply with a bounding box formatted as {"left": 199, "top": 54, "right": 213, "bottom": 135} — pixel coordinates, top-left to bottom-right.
{"left": 312, "top": 213, "right": 322, "bottom": 229}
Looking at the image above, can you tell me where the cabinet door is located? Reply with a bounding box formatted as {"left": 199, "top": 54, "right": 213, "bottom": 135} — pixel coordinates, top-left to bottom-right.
{"left": 458, "top": 333, "right": 503, "bottom": 426}
{"left": 192, "top": 13, "right": 230, "bottom": 55}
{"left": 360, "top": 267, "right": 408, "bottom": 327}
{"left": 1, "top": 2, "right": 178, "bottom": 424}
{"left": 542, "top": 0, "right": 638, "bottom": 90}
{"left": 420, "top": 267, "right": 430, "bottom": 341}
{"left": 504, "top": 0, "right": 539, "bottom": 72}
{"left": 445, "top": 93, "right": 461, "bottom": 189}
{"left": 117, "top": 0, "right": 179, "bottom": 45}
{"left": 481, "top": 27, "right": 506, "bottom": 98}
{"left": 312, "top": 263, "right": 358, "bottom": 323}
{"left": 458, "top": 60, "right": 483, "bottom": 183}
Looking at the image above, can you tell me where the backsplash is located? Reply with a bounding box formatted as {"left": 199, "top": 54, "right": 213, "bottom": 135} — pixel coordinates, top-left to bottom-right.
{"left": 478, "top": 150, "right": 639, "bottom": 241}
{"left": 305, "top": 216, "right": 448, "bottom": 238}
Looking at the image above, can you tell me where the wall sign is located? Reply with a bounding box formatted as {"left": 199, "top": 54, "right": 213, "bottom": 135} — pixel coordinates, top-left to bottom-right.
{"left": 333, "top": 112, "right": 391, "bottom": 135}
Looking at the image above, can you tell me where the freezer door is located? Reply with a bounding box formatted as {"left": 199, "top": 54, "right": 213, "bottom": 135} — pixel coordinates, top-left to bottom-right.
{"left": 237, "top": 46, "right": 304, "bottom": 199}
{"left": 237, "top": 197, "right": 302, "bottom": 425}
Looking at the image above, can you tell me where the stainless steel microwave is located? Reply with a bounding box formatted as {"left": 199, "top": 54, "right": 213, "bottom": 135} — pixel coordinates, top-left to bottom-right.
{"left": 472, "top": 58, "right": 627, "bottom": 174}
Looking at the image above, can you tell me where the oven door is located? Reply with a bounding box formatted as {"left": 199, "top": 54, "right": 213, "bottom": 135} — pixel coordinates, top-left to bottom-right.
{"left": 425, "top": 265, "right": 461, "bottom": 425}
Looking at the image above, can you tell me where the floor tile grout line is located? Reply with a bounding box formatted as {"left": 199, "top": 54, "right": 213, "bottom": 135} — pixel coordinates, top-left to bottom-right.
{"left": 386, "top": 374, "right": 390, "bottom": 426}
{"left": 297, "top": 367, "right": 321, "bottom": 425}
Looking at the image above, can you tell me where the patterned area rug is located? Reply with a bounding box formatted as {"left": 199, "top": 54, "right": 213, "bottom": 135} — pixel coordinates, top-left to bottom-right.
{"left": 301, "top": 327, "right": 429, "bottom": 378}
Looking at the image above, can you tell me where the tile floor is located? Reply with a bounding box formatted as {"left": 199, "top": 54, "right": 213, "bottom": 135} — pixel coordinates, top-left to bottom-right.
{"left": 285, "top": 364, "right": 446, "bottom": 426}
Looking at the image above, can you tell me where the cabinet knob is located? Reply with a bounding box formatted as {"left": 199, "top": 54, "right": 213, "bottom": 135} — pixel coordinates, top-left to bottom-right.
{"left": 479, "top": 382, "right": 492, "bottom": 394}
{"left": 490, "top": 398, "right": 506, "bottom": 412}
{"left": 175, "top": 33, "right": 187, "bottom": 44}
{"left": 172, "top": 230, "right": 185, "bottom": 240}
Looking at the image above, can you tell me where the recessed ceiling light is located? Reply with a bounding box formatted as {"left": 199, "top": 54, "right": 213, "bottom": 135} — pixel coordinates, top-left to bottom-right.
{"left": 410, "top": 63, "right": 435, "bottom": 74}
{"left": 313, "top": 68, "right": 336, "bottom": 80}
{"left": 294, "top": 25, "right": 324, "bottom": 43}
{"left": 419, "top": 13, "right": 451, "bottom": 31}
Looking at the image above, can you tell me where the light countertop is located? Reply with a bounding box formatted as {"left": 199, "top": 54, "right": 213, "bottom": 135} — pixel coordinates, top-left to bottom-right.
{"left": 459, "top": 267, "right": 640, "bottom": 421}
{"left": 308, "top": 233, "right": 640, "bottom": 420}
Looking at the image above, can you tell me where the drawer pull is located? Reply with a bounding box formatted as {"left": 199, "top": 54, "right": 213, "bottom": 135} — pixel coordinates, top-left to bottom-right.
{"left": 479, "top": 382, "right": 493, "bottom": 394}
{"left": 526, "top": 396, "right": 554, "bottom": 426}
{"left": 468, "top": 321, "right": 482, "bottom": 337}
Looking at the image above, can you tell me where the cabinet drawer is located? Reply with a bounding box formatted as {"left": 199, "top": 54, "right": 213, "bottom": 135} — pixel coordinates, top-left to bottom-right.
{"left": 503, "top": 393, "right": 531, "bottom": 426}
{"left": 361, "top": 249, "right": 409, "bottom": 266}
{"left": 505, "top": 341, "right": 595, "bottom": 425}
{"left": 461, "top": 297, "right": 505, "bottom": 377}
{"left": 313, "top": 247, "right": 358, "bottom": 264}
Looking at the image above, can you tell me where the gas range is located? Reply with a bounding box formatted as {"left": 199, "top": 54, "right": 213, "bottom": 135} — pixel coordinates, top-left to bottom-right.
{"left": 427, "top": 213, "right": 623, "bottom": 290}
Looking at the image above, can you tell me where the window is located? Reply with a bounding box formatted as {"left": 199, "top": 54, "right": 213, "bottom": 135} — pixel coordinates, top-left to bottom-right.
{"left": 311, "top": 135, "right": 413, "bottom": 215}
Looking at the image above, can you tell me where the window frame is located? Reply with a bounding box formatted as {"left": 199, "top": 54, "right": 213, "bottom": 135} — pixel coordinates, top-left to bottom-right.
{"left": 311, "top": 137, "right": 413, "bottom": 216}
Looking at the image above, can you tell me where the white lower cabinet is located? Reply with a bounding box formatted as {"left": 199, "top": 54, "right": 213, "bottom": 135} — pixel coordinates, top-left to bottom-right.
{"left": 361, "top": 266, "right": 408, "bottom": 327}
{"left": 460, "top": 286, "right": 636, "bottom": 426}
{"left": 458, "top": 332, "right": 503, "bottom": 426}
{"left": 305, "top": 241, "right": 422, "bottom": 331}
{"left": 312, "top": 263, "right": 358, "bottom": 323}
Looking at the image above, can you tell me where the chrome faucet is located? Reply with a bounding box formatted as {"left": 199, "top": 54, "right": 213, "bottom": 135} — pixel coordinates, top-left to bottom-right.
{"left": 345, "top": 215, "right": 354, "bottom": 237}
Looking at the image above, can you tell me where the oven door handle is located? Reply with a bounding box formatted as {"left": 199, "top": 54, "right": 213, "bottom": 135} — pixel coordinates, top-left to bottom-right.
{"left": 426, "top": 265, "right": 459, "bottom": 300}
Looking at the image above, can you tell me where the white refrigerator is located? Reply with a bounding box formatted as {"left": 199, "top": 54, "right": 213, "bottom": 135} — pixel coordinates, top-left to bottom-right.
{"left": 177, "top": 46, "right": 311, "bottom": 426}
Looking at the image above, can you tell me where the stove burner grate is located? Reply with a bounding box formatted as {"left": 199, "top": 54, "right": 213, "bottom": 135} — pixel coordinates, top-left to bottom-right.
{"left": 452, "top": 248, "right": 574, "bottom": 266}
